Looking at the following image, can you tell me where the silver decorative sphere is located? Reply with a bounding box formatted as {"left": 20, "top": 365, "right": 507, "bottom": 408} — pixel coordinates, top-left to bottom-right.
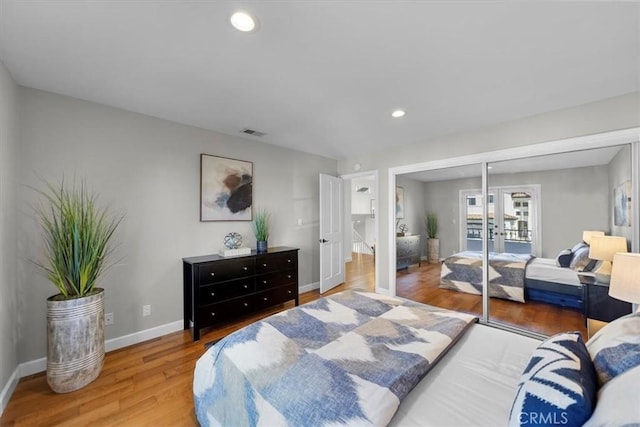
{"left": 223, "top": 232, "right": 243, "bottom": 249}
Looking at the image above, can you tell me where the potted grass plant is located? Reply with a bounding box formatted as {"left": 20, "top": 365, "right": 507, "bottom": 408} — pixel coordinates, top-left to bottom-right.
{"left": 35, "top": 179, "right": 122, "bottom": 393}
{"left": 425, "top": 211, "right": 440, "bottom": 264}
{"left": 252, "top": 209, "right": 270, "bottom": 253}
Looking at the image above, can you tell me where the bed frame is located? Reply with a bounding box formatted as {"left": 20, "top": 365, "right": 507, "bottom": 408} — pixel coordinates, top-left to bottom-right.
{"left": 524, "top": 278, "right": 584, "bottom": 311}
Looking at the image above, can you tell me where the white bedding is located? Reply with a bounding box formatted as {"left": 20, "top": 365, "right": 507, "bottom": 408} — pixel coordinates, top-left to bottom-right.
{"left": 390, "top": 323, "right": 541, "bottom": 427}
{"left": 525, "top": 257, "right": 584, "bottom": 286}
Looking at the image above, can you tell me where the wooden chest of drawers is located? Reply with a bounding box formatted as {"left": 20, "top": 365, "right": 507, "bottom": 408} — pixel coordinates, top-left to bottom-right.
{"left": 183, "top": 247, "right": 299, "bottom": 341}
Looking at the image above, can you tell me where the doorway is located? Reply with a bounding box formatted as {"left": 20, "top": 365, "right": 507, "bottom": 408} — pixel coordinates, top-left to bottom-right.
{"left": 460, "top": 185, "right": 540, "bottom": 255}
{"left": 341, "top": 170, "right": 379, "bottom": 293}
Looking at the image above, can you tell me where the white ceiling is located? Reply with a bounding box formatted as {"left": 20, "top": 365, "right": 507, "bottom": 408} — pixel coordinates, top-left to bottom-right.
{"left": 0, "top": 1, "right": 638, "bottom": 160}
{"left": 403, "top": 145, "right": 624, "bottom": 182}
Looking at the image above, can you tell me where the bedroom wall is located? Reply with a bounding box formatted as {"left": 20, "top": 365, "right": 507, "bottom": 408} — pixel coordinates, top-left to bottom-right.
{"left": 0, "top": 61, "right": 19, "bottom": 412}
{"left": 337, "top": 92, "right": 640, "bottom": 293}
{"left": 423, "top": 166, "right": 611, "bottom": 259}
{"left": 16, "top": 87, "right": 337, "bottom": 363}
{"left": 396, "top": 175, "right": 426, "bottom": 257}
{"left": 608, "top": 145, "right": 633, "bottom": 245}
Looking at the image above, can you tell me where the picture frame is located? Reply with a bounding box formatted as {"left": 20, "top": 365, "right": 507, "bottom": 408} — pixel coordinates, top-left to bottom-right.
{"left": 200, "top": 154, "right": 253, "bottom": 221}
{"left": 396, "top": 186, "right": 405, "bottom": 219}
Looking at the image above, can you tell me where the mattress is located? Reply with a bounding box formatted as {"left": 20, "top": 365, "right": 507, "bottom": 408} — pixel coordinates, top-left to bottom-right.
{"left": 525, "top": 257, "right": 582, "bottom": 287}
{"left": 390, "top": 323, "right": 541, "bottom": 427}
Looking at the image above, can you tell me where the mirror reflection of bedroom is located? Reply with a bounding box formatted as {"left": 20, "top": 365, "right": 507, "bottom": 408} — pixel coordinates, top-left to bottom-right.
{"left": 395, "top": 144, "right": 632, "bottom": 337}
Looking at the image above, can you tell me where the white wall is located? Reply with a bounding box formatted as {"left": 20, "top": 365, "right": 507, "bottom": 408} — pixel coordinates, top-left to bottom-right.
{"left": 16, "top": 87, "right": 337, "bottom": 363}
{"left": 338, "top": 92, "right": 640, "bottom": 292}
{"left": 0, "top": 61, "right": 19, "bottom": 413}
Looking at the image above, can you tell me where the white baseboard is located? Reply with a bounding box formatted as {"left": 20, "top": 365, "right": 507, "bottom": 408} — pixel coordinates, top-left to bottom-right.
{"left": 18, "top": 320, "right": 184, "bottom": 379}
{"left": 0, "top": 368, "right": 19, "bottom": 417}
{"left": 299, "top": 281, "right": 319, "bottom": 293}
{"left": 7, "top": 289, "right": 318, "bottom": 409}
{"left": 104, "top": 320, "right": 183, "bottom": 353}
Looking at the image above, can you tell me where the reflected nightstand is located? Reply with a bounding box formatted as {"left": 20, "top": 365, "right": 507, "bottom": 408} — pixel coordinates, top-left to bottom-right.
{"left": 580, "top": 273, "right": 632, "bottom": 339}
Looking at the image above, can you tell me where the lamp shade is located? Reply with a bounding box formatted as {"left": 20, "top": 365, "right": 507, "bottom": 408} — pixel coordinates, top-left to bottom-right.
{"left": 582, "top": 230, "right": 605, "bottom": 245}
{"left": 589, "top": 236, "right": 628, "bottom": 262}
{"left": 610, "top": 253, "right": 640, "bottom": 303}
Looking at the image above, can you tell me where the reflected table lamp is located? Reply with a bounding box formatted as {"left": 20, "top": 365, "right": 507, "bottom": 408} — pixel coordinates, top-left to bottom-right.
{"left": 610, "top": 252, "right": 640, "bottom": 311}
{"left": 589, "top": 236, "right": 628, "bottom": 284}
{"left": 582, "top": 230, "right": 604, "bottom": 245}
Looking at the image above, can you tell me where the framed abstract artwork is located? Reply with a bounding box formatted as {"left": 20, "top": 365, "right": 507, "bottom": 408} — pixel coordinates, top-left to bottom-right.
{"left": 396, "top": 186, "right": 405, "bottom": 219}
{"left": 613, "top": 180, "right": 631, "bottom": 227}
{"left": 200, "top": 154, "right": 253, "bottom": 221}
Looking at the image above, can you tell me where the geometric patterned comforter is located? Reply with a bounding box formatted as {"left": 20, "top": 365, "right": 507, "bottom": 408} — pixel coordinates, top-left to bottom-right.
{"left": 440, "top": 251, "right": 533, "bottom": 303}
{"left": 193, "top": 290, "right": 477, "bottom": 426}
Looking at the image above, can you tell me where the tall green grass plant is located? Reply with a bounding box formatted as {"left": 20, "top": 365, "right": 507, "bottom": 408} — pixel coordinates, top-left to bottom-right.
{"left": 35, "top": 180, "right": 122, "bottom": 298}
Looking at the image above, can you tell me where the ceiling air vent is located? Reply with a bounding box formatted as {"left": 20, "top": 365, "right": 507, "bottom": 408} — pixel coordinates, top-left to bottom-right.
{"left": 241, "top": 128, "right": 267, "bottom": 137}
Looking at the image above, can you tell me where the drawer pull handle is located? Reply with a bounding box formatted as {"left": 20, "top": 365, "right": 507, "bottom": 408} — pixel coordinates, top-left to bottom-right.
{"left": 243, "top": 266, "right": 248, "bottom": 271}
{"left": 244, "top": 302, "right": 249, "bottom": 307}
{"left": 210, "top": 272, "right": 215, "bottom": 276}
{"left": 287, "top": 259, "right": 292, "bottom": 263}
{"left": 287, "top": 275, "right": 292, "bottom": 279}
{"left": 210, "top": 312, "right": 215, "bottom": 317}
{"left": 210, "top": 292, "right": 215, "bottom": 297}
{"left": 263, "top": 297, "right": 268, "bottom": 301}
{"left": 243, "top": 284, "right": 248, "bottom": 289}
{"left": 263, "top": 263, "right": 267, "bottom": 267}
{"left": 263, "top": 280, "right": 267, "bottom": 284}
{"left": 287, "top": 290, "right": 292, "bottom": 294}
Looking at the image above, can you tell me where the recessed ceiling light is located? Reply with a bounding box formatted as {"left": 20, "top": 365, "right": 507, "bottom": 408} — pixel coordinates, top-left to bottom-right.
{"left": 230, "top": 11, "right": 257, "bottom": 32}
{"left": 391, "top": 109, "right": 406, "bottom": 118}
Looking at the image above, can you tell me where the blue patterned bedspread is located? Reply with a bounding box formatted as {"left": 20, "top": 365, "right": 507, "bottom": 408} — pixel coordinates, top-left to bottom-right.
{"left": 193, "top": 290, "right": 477, "bottom": 426}
{"left": 440, "top": 251, "right": 533, "bottom": 303}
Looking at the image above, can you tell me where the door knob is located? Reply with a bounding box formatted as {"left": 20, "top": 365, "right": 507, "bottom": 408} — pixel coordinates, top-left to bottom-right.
{"left": 319, "top": 239, "right": 328, "bottom": 243}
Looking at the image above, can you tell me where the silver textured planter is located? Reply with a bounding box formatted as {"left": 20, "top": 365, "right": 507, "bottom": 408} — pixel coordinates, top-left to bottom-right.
{"left": 47, "top": 288, "right": 105, "bottom": 393}
{"left": 427, "top": 238, "right": 440, "bottom": 264}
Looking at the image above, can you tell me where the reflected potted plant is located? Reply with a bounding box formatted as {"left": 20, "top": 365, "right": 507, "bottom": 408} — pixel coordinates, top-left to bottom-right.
{"left": 252, "top": 208, "right": 270, "bottom": 253}
{"left": 425, "top": 211, "right": 440, "bottom": 264}
{"left": 35, "top": 179, "right": 122, "bottom": 393}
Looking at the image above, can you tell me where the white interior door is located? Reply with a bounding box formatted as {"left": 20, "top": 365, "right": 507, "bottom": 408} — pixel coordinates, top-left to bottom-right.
{"left": 319, "top": 173, "right": 345, "bottom": 293}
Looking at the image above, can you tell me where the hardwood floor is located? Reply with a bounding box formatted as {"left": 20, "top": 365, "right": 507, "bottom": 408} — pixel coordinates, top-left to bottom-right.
{"left": 1, "top": 254, "right": 585, "bottom": 426}
{"left": 396, "top": 262, "right": 587, "bottom": 337}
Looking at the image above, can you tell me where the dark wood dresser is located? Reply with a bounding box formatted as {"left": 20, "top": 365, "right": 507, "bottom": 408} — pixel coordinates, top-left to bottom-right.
{"left": 183, "top": 246, "right": 299, "bottom": 341}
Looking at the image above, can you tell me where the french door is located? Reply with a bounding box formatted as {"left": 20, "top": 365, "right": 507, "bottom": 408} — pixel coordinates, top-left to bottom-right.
{"left": 460, "top": 185, "right": 540, "bottom": 255}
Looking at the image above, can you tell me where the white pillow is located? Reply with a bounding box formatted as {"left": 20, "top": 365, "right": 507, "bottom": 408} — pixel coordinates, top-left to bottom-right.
{"left": 583, "top": 365, "right": 640, "bottom": 427}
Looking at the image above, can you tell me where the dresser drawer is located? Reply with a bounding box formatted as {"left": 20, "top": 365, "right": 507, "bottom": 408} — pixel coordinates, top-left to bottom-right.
{"left": 197, "top": 295, "right": 255, "bottom": 326}
{"left": 256, "top": 270, "right": 297, "bottom": 291}
{"left": 254, "top": 284, "right": 297, "bottom": 310}
{"left": 199, "top": 279, "right": 255, "bottom": 306}
{"left": 255, "top": 252, "right": 297, "bottom": 274}
{"left": 198, "top": 258, "right": 255, "bottom": 284}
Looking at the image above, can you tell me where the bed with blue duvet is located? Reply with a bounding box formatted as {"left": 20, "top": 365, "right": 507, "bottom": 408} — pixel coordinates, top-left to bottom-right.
{"left": 193, "top": 290, "right": 477, "bottom": 426}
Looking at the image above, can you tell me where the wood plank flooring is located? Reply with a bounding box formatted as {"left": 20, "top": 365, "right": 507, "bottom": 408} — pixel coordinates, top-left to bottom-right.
{"left": 1, "top": 254, "right": 585, "bottom": 426}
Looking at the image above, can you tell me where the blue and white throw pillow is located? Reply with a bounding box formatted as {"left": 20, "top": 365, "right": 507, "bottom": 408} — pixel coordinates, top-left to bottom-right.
{"left": 570, "top": 245, "right": 592, "bottom": 271}
{"left": 509, "top": 332, "right": 597, "bottom": 427}
{"left": 555, "top": 248, "right": 573, "bottom": 268}
{"left": 586, "top": 311, "right": 640, "bottom": 386}
{"left": 583, "top": 365, "right": 640, "bottom": 427}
